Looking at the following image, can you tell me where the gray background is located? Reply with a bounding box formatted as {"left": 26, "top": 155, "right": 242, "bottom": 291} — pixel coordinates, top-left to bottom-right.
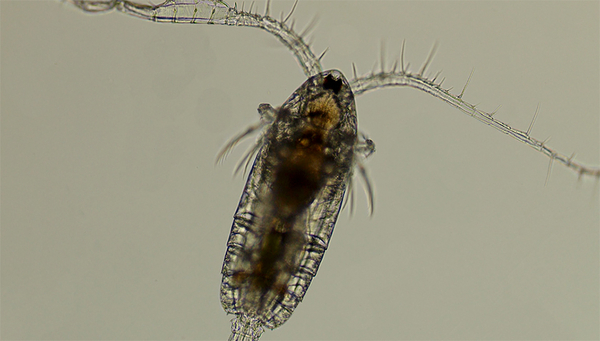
{"left": 2, "top": 0, "right": 598, "bottom": 340}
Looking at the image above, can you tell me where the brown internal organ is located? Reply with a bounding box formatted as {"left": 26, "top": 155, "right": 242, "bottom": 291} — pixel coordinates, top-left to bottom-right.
{"left": 306, "top": 93, "right": 340, "bottom": 130}
{"left": 272, "top": 129, "right": 327, "bottom": 220}
{"left": 248, "top": 225, "right": 304, "bottom": 302}
{"left": 250, "top": 228, "right": 286, "bottom": 290}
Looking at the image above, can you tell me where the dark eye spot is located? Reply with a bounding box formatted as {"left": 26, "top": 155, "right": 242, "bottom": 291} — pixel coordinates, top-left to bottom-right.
{"left": 323, "top": 74, "right": 342, "bottom": 94}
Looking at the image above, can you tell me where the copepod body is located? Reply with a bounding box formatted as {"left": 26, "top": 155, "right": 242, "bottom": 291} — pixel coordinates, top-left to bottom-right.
{"left": 220, "top": 70, "right": 360, "bottom": 338}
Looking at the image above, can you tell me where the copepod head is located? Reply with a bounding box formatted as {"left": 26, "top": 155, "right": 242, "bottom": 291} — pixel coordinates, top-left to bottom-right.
{"left": 287, "top": 69, "right": 357, "bottom": 133}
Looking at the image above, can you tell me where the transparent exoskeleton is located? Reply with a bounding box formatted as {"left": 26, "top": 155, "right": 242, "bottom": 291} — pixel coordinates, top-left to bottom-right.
{"left": 219, "top": 70, "right": 374, "bottom": 339}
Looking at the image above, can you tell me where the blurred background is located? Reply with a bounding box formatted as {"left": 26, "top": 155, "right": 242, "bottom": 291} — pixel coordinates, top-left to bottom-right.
{"left": 2, "top": 1, "right": 598, "bottom": 339}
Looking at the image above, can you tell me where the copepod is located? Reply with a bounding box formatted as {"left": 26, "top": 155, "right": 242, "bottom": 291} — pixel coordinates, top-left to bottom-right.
{"left": 219, "top": 70, "right": 373, "bottom": 340}
{"left": 63, "top": 2, "right": 600, "bottom": 340}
